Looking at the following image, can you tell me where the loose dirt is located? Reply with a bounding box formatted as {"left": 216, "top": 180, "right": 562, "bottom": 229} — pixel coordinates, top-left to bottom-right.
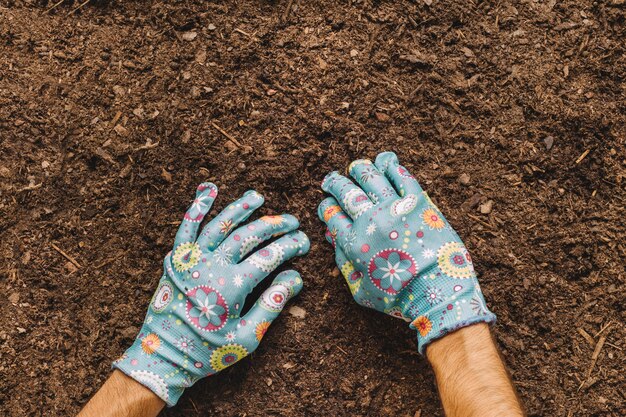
{"left": 1, "top": 1, "right": 624, "bottom": 416}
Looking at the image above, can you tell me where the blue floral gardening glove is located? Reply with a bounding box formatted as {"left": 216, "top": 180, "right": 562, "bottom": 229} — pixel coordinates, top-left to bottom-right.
{"left": 113, "top": 183, "right": 310, "bottom": 406}
{"left": 318, "top": 152, "right": 496, "bottom": 354}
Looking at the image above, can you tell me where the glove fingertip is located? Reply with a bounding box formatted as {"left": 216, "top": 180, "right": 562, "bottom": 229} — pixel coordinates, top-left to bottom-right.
{"left": 281, "top": 230, "right": 310, "bottom": 255}
{"left": 297, "top": 231, "right": 311, "bottom": 255}
{"left": 321, "top": 171, "right": 339, "bottom": 192}
{"left": 197, "top": 181, "right": 217, "bottom": 192}
{"left": 317, "top": 197, "right": 338, "bottom": 222}
{"left": 283, "top": 213, "right": 300, "bottom": 229}
{"left": 244, "top": 189, "right": 264, "bottom": 203}
{"left": 347, "top": 158, "right": 373, "bottom": 175}
{"left": 194, "top": 183, "right": 218, "bottom": 203}
{"left": 374, "top": 151, "right": 399, "bottom": 168}
{"left": 275, "top": 270, "right": 303, "bottom": 298}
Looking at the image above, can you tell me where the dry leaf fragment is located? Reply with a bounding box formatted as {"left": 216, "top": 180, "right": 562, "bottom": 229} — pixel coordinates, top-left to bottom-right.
{"left": 114, "top": 124, "right": 129, "bottom": 137}
{"left": 288, "top": 306, "right": 306, "bottom": 319}
{"left": 161, "top": 168, "right": 172, "bottom": 183}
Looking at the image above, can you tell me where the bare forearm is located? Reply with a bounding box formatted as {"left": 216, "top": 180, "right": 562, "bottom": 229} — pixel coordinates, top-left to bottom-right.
{"left": 427, "top": 323, "right": 524, "bottom": 417}
{"left": 78, "top": 370, "right": 165, "bottom": 417}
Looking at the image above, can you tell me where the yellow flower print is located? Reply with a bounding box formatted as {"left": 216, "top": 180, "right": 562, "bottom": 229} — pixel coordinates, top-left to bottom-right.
{"left": 141, "top": 333, "right": 161, "bottom": 355}
{"left": 422, "top": 208, "right": 445, "bottom": 230}
{"left": 412, "top": 316, "right": 432, "bottom": 337}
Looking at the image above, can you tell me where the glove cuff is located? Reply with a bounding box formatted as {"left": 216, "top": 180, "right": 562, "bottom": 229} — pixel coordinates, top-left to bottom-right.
{"left": 112, "top": 324, "right": 209, "bottom": 407}
{"left": 409, "top": 285, "right": 496, "bottom": 355}
{"left": 113, "top": 359, "right": 184, "bottom": 407}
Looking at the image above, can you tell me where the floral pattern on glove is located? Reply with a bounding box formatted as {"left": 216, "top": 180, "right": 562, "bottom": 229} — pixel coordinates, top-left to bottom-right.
{"left": 113, "top": 184, "right": 309, "bottom": 406}
{"left": 318, "top": 152, "right": 496, "bottom": 354}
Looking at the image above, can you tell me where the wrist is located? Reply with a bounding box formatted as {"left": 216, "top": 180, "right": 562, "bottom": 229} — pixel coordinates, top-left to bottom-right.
{"left": 403, "top": 275, "right": 496, "bottom": 354}
{"left": 113, "top": 325, "right": 202, "bottom": 406}
{"left": 426, "top": 322, "right": 493, "bottom": 364}
{"left": 426, "top": 324, "right": 525, "bottom": 417}
{"left": 78, "top": 370, "right": 165, "bottom": 417}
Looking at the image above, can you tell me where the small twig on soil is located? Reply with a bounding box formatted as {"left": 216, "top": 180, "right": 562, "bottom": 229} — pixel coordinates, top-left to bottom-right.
{"left": 153, "top": 26, "right": 174, "bottom": 38}
{"left": 467, "top": 213, "right": 495, "bottom": 229}
{"left": 95, "top": 250, "right": 126, "bottom": 269}
{"left": 281, "top": 0, "right": 295, "bottom": 22}
{"left": 575, "top": 149, "right": 590, "bottom": 164}
{"left": 578, "top": 333, "right": 608, "bottom": 391}
{"left": 366, "top": 26, "right": 380, "bottom": 56}
{"left": 233, "top": 28, "right": 252, "bottom": 38}
{"left": 51, "top": 243, "right": 82, "bottom": 269}
{"left": 189, "top": 398, "right": 199, "bottom": 413}
{"left": 594, "top": 321, "right": 612, "bottom": 338}
{"left": 605, "top": 342, "right": 622, "bottom": 351}
{"left": 577, "top": 328, "right": 595, "bottom": 347}
{"left": 94, "top": 257, "right": 118, "bottom": 269}
{"left": 335, "top": 345, "right": 348, "bottom": 355}
{"left": 211, "top": 122, "right": 243, "bottom": 148}
{"left": 587, "top": 335, "right": 607, "bottom": 378}
{"left": 95, "top": 147, "right": 117, "bottom": 165}
{"left": 110, "top": 111, "right": 122, "bottom": 127}
{"left": 17, "top": 183, "right": 42, "bottom": 192}
{"left": 46, "top": 0, "right": 66, "bottom": 13}
{"left": 273, "top": 82, "right": 301, "bottom": 94}
{"left": 406, "top": 83, "right": 423, "bottom": 104}
{"left": 133, "top": 139, "right": 160, "bottom": 152}
{"left": 68, "top": 0, "right": 91, "bottom": 14}
{"left": 601, "top": 178, "right": 618, "bottom": 187}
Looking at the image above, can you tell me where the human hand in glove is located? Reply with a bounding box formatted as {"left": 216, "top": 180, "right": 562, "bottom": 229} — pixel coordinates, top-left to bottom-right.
{"left": 318, "top": 152, "right": 495, "bottom": 354}
{"left": 113, "top": 183, "right": 309, "bottom": 406}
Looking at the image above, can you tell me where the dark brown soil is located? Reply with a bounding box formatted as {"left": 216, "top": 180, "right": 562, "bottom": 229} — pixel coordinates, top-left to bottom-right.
{"left": 1, "top": 0, "right": 625, "bottom": 416}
